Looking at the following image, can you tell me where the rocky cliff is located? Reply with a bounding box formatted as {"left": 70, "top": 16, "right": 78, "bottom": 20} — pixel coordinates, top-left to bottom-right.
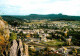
{"left": 0, "top": 16, "right": 10, "bottom": 46}
{"left": 10, "top": 39, "right": 29, "bottom": 56}
{"left": 0, "top": 17, "right": 29, "bottom": 56}
{"left": 0, "top": 16, "right": 10, "bottom": 56}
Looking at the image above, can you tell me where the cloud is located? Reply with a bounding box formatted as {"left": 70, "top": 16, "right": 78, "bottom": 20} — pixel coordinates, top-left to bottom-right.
{"left": 41, "top": 0, "right": 80, "bottom": 15}
{"left": 0, "top": 0, "right": 80, "bottom": 16}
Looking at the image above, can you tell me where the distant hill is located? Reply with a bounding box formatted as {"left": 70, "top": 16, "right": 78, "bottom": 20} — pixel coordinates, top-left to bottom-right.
{"left": 1, "top": 14, "right": 80, "bottom": 25}
{"left": 1, "top": 14, "right": 80, "bottom": 21}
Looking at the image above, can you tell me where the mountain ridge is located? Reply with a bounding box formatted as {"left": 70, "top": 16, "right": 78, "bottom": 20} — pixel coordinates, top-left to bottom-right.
{"left": 1, "top": 14, "right": 80, "bottom": 22}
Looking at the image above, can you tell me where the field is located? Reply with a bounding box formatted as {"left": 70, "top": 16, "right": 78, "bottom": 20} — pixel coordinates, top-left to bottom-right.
{"left": 44, "top": 39, "right": 65, "bottom": 46}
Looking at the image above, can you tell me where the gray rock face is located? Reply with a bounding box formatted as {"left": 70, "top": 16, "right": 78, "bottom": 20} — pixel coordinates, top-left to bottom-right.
{"left": 0, "top": 19, "right": 9, "bottom": 39}
{"left": 10, "top": 40, "right": 18, "bottom": 56}
{"left": 0, "top": 17, "right": 10, "bottom": 55}
{"left": 18, "top": 39, "right": 23, "bottom": 56}
{"left": 0, "top": 19, "right": 10, "bottom": 45}
{"left": 9, "top": 39, "right": 29, "bottom": 56}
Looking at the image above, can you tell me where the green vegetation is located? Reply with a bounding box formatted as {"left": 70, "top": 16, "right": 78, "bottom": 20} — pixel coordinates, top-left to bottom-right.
{"left": 29, "top": 46, "right": 61, "bottom": 56}
{"left": 1, "top": 14, "right": 80, "bottom": 26}
{"left": 68, "top": 31, "right": 80, "bottom": 45}
{"left": 44, "top": 39, "right": 65, "bottom": 46}
{"left": 10, "top": 32, "right": 17, "bottom": 41}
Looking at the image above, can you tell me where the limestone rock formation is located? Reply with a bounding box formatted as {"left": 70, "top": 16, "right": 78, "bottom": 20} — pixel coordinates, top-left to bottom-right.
{"left": 0, "top": 17, "right": 29, "bottom": 56}
{"left": 0, "top": 17, "right": 9, "bottom": 45}
{"left": 18, "top": 39, "right": 23, "bottom": 56}
{"left": 0, "top": 17, "right": 10, "bottom": 56}
{"left": 10, "top": 40, "right": 18, "bottom": 56}
{"left": 10, "top": 39, "right": 29, "bottom": 56}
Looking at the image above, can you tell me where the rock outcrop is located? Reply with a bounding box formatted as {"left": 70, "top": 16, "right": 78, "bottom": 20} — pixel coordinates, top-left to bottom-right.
{"left": 0, "top": 17, "right": 10, "bottom": 55}
{"left": 0, "top": 17, "right": 9, "bottom": 45}
{"left": 10, "top": 40, "right": 18, "bottom": 56}
{"left": 9, "top": 39, "right": 29, "bottom": 56}
{"left": 18, "top": 39, "right": 23, "bottom": 56}
{"left": 0, "top": 17, "right": 29, "bottom": 56}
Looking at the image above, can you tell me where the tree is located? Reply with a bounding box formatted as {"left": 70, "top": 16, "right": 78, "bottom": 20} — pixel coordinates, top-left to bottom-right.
{"left": 10, "top": 32, "right": 17, "bottom": 41}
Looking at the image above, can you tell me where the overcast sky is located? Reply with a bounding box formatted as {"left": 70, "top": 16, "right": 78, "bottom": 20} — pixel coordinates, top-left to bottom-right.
{"left": 0, "top": 0, "right": 80, "bottom": 16}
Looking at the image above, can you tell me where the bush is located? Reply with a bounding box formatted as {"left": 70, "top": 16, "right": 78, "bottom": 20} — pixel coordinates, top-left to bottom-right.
{"left": 10, "top": 32, "right": 17, "bottom": 41}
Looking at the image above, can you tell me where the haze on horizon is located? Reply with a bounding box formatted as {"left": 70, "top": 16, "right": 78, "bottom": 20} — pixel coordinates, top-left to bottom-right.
{"left": 0, "top": 0, "right": 80, "bottom": 16}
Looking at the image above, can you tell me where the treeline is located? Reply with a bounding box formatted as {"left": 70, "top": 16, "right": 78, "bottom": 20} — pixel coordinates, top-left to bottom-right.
{"left": 25, "top": 14, "right": 80, "bottom": 21}
{"left": 1, "top": 14, "right": 80, "bottom": 21}
{"left": 1, "top": 14, "right": 80, "bottom": 26}
{"left": 1, "top": 15, "right": 24, "bottom": 26}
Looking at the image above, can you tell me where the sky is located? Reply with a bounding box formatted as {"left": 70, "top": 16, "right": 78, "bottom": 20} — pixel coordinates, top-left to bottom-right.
{"left": 0, "top": 0, "right": 80, "bottom": 16}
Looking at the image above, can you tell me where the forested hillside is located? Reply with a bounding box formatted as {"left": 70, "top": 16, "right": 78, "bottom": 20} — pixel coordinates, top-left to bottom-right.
{"left": 1, "top": 14, "right": 80, "bottom": 26}
{"left": 1, "top": 14, "right": 80, "bottom": 21}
